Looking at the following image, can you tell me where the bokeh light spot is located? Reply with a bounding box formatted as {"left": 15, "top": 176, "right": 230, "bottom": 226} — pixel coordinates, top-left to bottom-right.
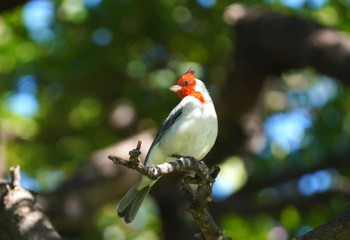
{"left": 267, "top": 226, "right": 288, "bottom": 240}
{"left": 17, "top": 75, "right": 38, "bottom": 94}
{"left": 110, "top": 101, "right": 136, "bottom": 129}
{"left": 298, "top": 169, "right": 337, "bottom": 196}
{"left": 127, "top": 60, "right": 147, "bottom": 79}
{"left": 196, "top": 0, "right": 216, "bottom": 9}
{"left": 264, "top": 109, "right": 312, "bottom": 153}
{"left": 6, "top": 93, "right": 39, "bottom": 117}
{"left": 16, "top": 43, "right": 39, "bottom": 62}
{"left": 69, "top": 98, "right": 102, "bottom": 129}
{"left": 281, "top": 0, "right": 305, "bottom": 9}
{"left": 308, "top": 76, "right": 338, "bottom": 108}
{"left": 147, "top": 69, "right": 176, "bottom": 90}
{"left": 20, "top": 172, "right": 41, "bottom": 192}
{"left": 172, "top": 7, "right": 192, "bottom": 24}
{"left": 91, "top": 28, "right": 113, "bottom": 46}
{"left": 212, "top": 156, "right": 247, "bottom": 201}
{"left": 280, "top": 205, "right": 300, "bottom": 229}
{"left": 58, "top": 0, "right": 88, "bottom": 23}
{"left": 23, "top": 0, "right": 54, "bottom": 30}
{"left": 145, "top": 45, "right": 169, "bottom": 65}
{"left": 22, "top": 0, "right": 55, "bottom": 42}
{"left": 84, "top": 0, "right": 102, "bottom": 8}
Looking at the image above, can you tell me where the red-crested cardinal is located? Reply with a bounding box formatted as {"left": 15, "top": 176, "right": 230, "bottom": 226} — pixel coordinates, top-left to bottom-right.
{"left": 117, "top": 69, "right": 218, "bottom": 223}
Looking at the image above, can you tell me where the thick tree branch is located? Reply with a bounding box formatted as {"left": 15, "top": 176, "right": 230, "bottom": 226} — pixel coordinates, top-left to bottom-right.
{"left": 109, "top": 141, "right": 230, "bottom": 240}
{"left": 0, "top": 166, "right": 62, "bottom": 240}
{"left": 180, "top": 164, "right": 224, "bottom": 240}
{"left": 294, "top": 205, "right": 350, "bottom": 240}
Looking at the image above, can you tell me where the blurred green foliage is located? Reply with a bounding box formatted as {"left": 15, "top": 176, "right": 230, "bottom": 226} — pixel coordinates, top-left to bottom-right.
{"left": 2, "top": 0, "right": 350, "bottom": 239}
{"left": 0, "top": 0, "right": 235, "bottom": 174}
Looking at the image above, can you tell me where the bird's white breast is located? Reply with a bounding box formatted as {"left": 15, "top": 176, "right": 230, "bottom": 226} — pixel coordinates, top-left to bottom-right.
{"left": 158, "top": 96, "right": 218, "bottom": 161}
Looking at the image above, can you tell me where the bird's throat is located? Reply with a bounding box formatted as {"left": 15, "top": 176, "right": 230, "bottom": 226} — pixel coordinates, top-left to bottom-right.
{"left": 188, "top": 91, "right": 205, "bottom": 104}
{"left": 177, "top": 87, "right": 205, "bottom": 104}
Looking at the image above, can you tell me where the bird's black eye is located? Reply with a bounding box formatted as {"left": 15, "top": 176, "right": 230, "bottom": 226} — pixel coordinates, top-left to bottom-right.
{"left": 183, "top": 80, "right": 189, "bottom": 86}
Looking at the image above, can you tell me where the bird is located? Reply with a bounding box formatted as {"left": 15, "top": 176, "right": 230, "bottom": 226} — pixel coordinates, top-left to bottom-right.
{"left": 117, "top": 69, "right": 218, "bottom": 223}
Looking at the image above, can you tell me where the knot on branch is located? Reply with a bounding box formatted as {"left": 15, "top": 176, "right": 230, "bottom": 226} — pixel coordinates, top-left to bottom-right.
{"left": 109, "top": 141, "right": 231, "bottom": 240}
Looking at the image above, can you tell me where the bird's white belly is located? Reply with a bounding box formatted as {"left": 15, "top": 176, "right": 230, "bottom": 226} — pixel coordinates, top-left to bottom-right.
{"left": 158, "top": 105, "right": 217, "bottom": 161}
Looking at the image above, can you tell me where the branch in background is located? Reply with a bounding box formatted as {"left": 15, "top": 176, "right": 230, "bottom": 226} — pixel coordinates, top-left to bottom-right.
{"left": 0, "top": 166, "right": 62, "bottom": 240}
{"left": 224, "top": 4, "right": 350, "bottom": 83}
{"left": 0, "top": 0, "right": 28, "bottom": 13}
{"left": 294, "top": 205, "right": 350, "bottom": 240}
{"left": 108, "top": 141, "right": 230, "bottom": 240}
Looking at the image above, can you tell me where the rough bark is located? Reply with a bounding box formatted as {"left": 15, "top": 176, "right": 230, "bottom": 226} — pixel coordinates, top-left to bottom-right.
{"left": 294, "top": 205, "right": 350, "bottom": 240}
{"left": 0, "top": 166, "right": 61, "bottom": 240}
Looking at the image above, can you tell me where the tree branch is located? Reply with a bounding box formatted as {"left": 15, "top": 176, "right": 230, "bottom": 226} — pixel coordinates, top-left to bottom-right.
{"left": 294, "top": 205, "right": 350, "bottom": 240}
{"left": 224, "top": 4, "right": 350, "bottom": 83}
{"left": 108, "top": 141, "right": 230, "bottom": 240}
{"left": 0, "top": 166, "right": 62, "bottom": 240}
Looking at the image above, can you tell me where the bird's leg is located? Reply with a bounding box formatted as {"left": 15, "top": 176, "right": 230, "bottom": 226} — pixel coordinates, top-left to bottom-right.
{"left": 170, "top": 154, "right": 201, "bottom": 184}
{"left": 170, "top": 154, "right": 197, "bottom": 162}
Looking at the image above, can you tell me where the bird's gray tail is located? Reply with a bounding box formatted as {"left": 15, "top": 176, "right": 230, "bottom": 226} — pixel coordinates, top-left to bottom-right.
{"left": 117, "top": 183, "right": 151, "bottom": 223}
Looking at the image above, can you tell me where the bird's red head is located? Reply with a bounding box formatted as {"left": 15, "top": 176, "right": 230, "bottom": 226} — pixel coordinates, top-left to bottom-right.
{"left": 170, "top": 69, "right": 205, "bottom": 103}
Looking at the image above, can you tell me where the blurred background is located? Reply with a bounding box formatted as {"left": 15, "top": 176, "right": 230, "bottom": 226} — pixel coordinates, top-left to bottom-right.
{"left": 1, "top": 0, "right": 350, "bottom": 239}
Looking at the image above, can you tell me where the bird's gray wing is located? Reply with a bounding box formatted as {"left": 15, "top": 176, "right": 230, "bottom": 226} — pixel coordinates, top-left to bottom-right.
{"left": 144, "top": 104, "right": 183, "bottom": 164}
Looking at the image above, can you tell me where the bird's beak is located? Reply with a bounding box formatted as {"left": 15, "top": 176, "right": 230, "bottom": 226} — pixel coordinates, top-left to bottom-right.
{"left": 169, "top": 85, "right": 182, "bottom": 93}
